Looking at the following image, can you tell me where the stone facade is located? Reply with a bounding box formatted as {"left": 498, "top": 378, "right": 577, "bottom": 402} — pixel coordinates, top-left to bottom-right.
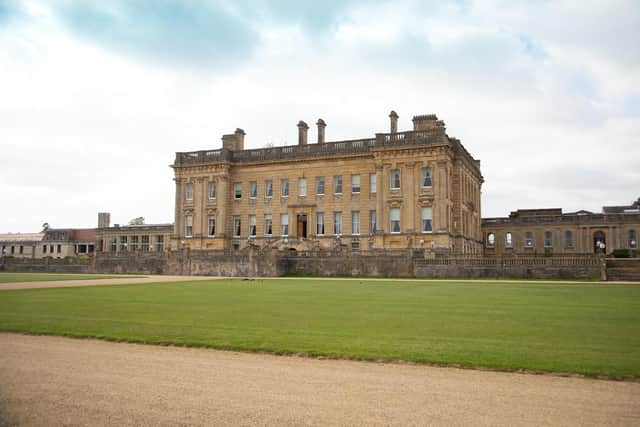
{"left": 171, "top": 112, "right": 483, "bottom": 255}
{"left": 0, "top": 228, "right": 95, "bottom": 259}
{"left": 481, "top": 199, "right": 640, "bottom": 255}
{"left": 96, "top": 223, "right": 173, "bottom": 254}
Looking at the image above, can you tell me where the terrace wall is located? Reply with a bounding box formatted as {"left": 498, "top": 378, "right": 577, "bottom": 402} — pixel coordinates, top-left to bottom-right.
{"left": 1, "top": 251, "right": 607, "bottom": 280}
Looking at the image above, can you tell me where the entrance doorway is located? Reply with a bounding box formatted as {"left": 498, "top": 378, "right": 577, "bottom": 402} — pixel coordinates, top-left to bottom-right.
{"left": 296, "top": 214, "right": 308, "bottom": 238}
{"left": 593, "top": 231, "right": 606, "bottom": 254}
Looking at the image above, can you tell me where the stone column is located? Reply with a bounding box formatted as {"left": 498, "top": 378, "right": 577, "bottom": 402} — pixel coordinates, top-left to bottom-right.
{"left": 217, "top": 173, "right": 229, "bottom": 241}
{"left": 174, "top": 177, "right": 183, "bottom": 237}
{"left": 436, "top": 160, "right": 448, "bottom": 231}
{"left": 375, "top": 163, "right": 384, "bottom": 233}
{"left": 404, "top": 162, "right": 415, "bottom": 233}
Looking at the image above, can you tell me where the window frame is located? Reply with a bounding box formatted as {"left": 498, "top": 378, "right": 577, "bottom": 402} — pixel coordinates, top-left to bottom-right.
{"left": 544, "top": 231, "right": 553, "bottom": 248}
{"left": 234, "top": 182, "right": 242, "bottom": 200}
{"left": 298, "top": 178, "right": 307, "bottom": 197}
{"left": 390, "top": 169, "right": 401, "bottom": 190}
{"left": 185, "top": 215, "right": 193, "bottom": 237}
{"left": 333, "top": 175, "right": 343, "bottom": 195}
{"left": 421, "top": 207, "right": 433, "bottom": 233}
{"left": 421, "top": 167, "right": 433, "bottom": 188}
{"left": 264, "top": 214, "right": 273, "bottom": 236}
{"left": 351, "top": 210, "right": 360, "bottom": 235}
{"left": 369, "top": 173, "right": 377, "bottom": 194}
{"left": 351, "top": 174, "right": 361, "bottom": 194}
{"left": 249, "top": 215, "right": 257, "bottom": 237}
{"left": 316, "top": 212, "right": 325, "bottom": 235}
{"left": 333, "top": 211, "right": 342, "bottom": 235}
{"left": 390, "top": 207, "right": 401, "bottom": 233}
{"left": 369, "top": 210, "right": 376, "bottom": 234}
{"left": 280, "top": 214, "right": 289, "bottom": 236}
{"left": 316, "top": 176, "right": 325, "bottom": 195}
{"left": 265, "top": 180, "right": 273, "bottom": 198}
{"left": 233, "top": 216, "right": 241, "bottom": 237}
{"left": 208, "top": 181, "right": 216, "bottom": 199}
{"left": 486, "top": 232, "right": 495, "bottom": 247}
{"left": 249, "top": 181, "right": 257, "bottom": 199}
{"left": 208, "top": 217, "right": 216, "bottom": 237}
{"left": 185, "top": 182, "right": 193, "bottom": 201}
{"left": 281, "top": 179, "right": 289, "bottom": 197}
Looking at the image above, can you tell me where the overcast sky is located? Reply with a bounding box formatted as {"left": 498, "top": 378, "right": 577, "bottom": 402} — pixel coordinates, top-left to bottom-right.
{"left": 1, "top": 0, "right": 639, "bottom": 232}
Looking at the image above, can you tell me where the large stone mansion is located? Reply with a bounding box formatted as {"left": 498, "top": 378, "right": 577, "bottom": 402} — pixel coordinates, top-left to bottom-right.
{"left": 171, "top": 112, "right": 484, "bottom": 254}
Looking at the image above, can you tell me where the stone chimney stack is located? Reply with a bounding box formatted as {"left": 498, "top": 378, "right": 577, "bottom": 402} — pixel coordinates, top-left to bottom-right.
{"left": 98, "top": 212, "right": 110, "bottom": 228}
{"left": 412, "top": 114, "right": 445, "bottom": 133}
{"left": 389, "top": 110, "right": 398, "bottom": 134}
{"left": 222, "top": 128, "right": 246, "bottom": 151}
{"left": 234, "top": 128, "right": 245, "bottom": 151}
{"left": 297, "top": 120, "right": 309, "bottom": 145}
{"left": 316, "top": 119, "right": 326, "bottom": 144}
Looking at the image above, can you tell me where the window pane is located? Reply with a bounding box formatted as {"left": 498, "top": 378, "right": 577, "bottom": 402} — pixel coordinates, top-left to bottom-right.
{"left": 233, "top": 216, "right": 241, "bottom": 237}
{"left": 316, "top": 177, "right": 325, "bottom": 194}
{"left": 208, "top": 217, "right": 216, "bottom": 236}
{"left": 564, "top": 230, "right": 573, "bottom": 247}
{"left": 298, "top": 178, "right": 307, "bottom": 196}
{"left": 390, "top": 208, "right": 400, "bottom": 233}
{"left": 316, "top": 213, "right": 324, "bottom": 235}
{"left": 525, "top": 231, "right": 533, "bottom": 247}
{"left": 208, "top": 181, "right": 216, "bottom": 198}
{"left": 421, "top": 207, "right": 433, "bottom": 233}
{"left": 234, "top": 183, "right": 242, "bottom": 199}
{"left": 333, "top": 175, "right": 342, "bottom": 194}
{"left": 265, "top": 214, "right": 273, "bottom": 236}
{"left": 185, "top": 183, "right": 193, "bottom": 201}
{"left": 421, "top": 167, "right": 432, "bottom": 187}
{"left": 249, "top": 215, "right": 256, "bottom": 236}
{"left": 333, "top": 212, "right": 342, "bottom": 234}
{"left": 281, "top": 214, "right": 289, "bottom": 236}
{"left": 351, "top": 211, "right": 360, "bottom": 235}
{"left": 390, "top": 170, "right": 400, "bottom": 189}
{"left": 544, "top": 231, "right": 553, "bottom": 247}
{"left": 370, "top": 173, "right": 377, "bottom": 193}
{"left": 369, "top": 210, "right": 376, "bottom": 234}
{"left": 281, "top": 179, "right": 289, "bottom": 197}
{"left": 249, "top": 181, "right": 257, "bottom": 198}
{"left": 486, "top": 232, "right": 495, "bottom": 246}
{"left": 629, "top": 230, "right": 637, "bottom": 248}
{"left": 185, "top": 215, "right": 193, "bottom": 237}
{"left": 505, "top": 232, "right": 512, "bottom": 247}
{"left": 265, "top": 180, "right": 273, "bottom": 197}
{"left": 351, "top": 175, "right": 360, "bottom": 193}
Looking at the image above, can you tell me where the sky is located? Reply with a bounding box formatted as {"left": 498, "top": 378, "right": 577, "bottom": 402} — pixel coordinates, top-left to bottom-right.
{"left": 1, "top": 0, "right": 639, "bottom": 232}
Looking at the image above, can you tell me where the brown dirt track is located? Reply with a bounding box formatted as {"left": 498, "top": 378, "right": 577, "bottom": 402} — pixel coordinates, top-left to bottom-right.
{"left": 1, "top": 334, "right": 639, "bottom": 426}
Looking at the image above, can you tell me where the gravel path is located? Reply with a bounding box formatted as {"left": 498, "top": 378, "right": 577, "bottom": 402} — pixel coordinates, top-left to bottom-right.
{"left": 0, "top": 275, "right": 214, "bottom": 291}
{"left": 0, "top": 334, "right": 638, "bottom": 426}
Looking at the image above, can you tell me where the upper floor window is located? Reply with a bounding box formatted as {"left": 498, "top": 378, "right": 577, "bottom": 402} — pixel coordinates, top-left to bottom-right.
{"left": 208, "top": 181, "right": 216, "bottom": 199}
{"left": 185, "top": 182, "right": 193, "bottom": 201}
{"left": 525, "top": 231, "right": 533, "bottom": 247}
{"left": 351, "top": 175, "right": 361, "bottom": 193}
{"left": 421, "top": 167, "right": 432, "bottom": 187}
{"left": 208, "top": 217, "right": 216, "bottom": 236}
{"left": 333, "top": 175, "right": 343, "bottom": 194}
{"left": 351, "top": 211, "right": 360, "bottom": 235}
{"left": 264, "top": 214, "right": 273, "bottom": 236}
{"left": 234, "top": 182, "right": 242, "bottom": 199}
{"left": 505, "top": 232, "right": 513, "bottom": 247}
{"left": 390, "top": 208, "right": 401, "bottom": 233}
{"left": 316, "top": 176, "right": 325, "bottom": 195}
{"left": 298, "top": 178, "right": 307, "bottom": 196}
{"left": 390, "top": 169, "right": 400, "bottom": 189}
{"left": 333, "top": 211, "right": 342, "bottom": 235}
{"left": 544, "top": 231, "right": 553, "bottom": 247}
{"left": 369, "top": 173, "right": 377, "bottom": 193}
{"left": 316, "top": 212, "right": 325, "bottom": 235}
{"left": 249, "top": 215, "right": 257, "bottom": 237}
{"left": 421, "top": 207, "right": 433, "bottom": 233}
{"left": 249, "top": 181, "right": 257, "bottom": 198}
{"left": 486, "top": 232, "right": 495, "bottom": 247}
{"left": 280, "top": 214, "right": 289, "bottom": 236}
{"left": 233, "top": 216, "right": 241, "bottom": 237}
{"left": 564, "top": 230, "right": 573, "bottom": 248}
{"left": 281, "top": 179, "right": 289, "bottom": 197}
{"left": 185, "top": 215, "right": 193, "bottom": 237}
{"left": 629, "top": 230, "right": 637, "bottom": 249}
{"left": 265, "top": 180, "right": 273, "bottom": 198}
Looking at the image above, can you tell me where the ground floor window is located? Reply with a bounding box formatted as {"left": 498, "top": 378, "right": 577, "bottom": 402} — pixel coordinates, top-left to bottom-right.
{"left": 185, "top": 215, "right": 193, "bottom": 237}
{"left": 119, "top": 236, "right": 127, "bottom": 252}
{"left": 333, "top": 212, "right": 342, "bottom": 235}
{"left": 564, "top": 230, "right": 573, "bottom": 248}
{"left": 629, "top": 230, "right": 637, "bottom": 249}
{"left": 316, "top": 213, "right": 324, "bottom": 235}
{"left": 281, "top": 214, "right": 288, "bottom": 236}
{"left": 486, "top": 232, "right": 495, "bottom": 247}
{"left": 130, "top": 236, "right": 138, "bottom": 251}
{"left": 155, "top": 235, "right": 164, "bottom": 251}
{"left": 390, "top": 208, "right": 400, "bottom": 233}
{"left": 233, "top": 216, "right": 241, "bottom": 237}
{"left": 421, "top": 207, "right": 433, "bottom": 233}
{"left": 265, "top": 214, "right": 273, "bottom": 236}
{"left": 544, "top": 231, "right": 553, "bottom": 247}
{"left": 208, "top": 217, "right": 216, "bottom": 236}
{"left": 351, "top": 211, "right": 360, "bottom": 235}
{"left": 141, "top": 235, "right": 149, "bottom": 251}
{"left": 525, "top": 231, "right": 533, "bottom": 247}
{"left": 505, "top": 232, "right": 513, "bottom": 247}
{"left": 249, "top": 215, "right": 257, "bottom": 237}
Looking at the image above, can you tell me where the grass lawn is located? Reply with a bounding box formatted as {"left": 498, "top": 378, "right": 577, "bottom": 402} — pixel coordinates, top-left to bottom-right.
{"left": 0, "top": 278, "right": 638, "bottom": 378}
{"left": 0, "top": 272, "right": 142, "bottom": 283}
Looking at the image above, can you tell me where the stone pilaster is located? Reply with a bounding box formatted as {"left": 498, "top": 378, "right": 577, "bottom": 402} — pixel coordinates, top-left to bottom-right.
{"left": 174, "top": 177, "right": 183, "bottom": 237}
{"left": 375, "top": 163, "right": 384, "bottom": 233}
{"left": 404, "top": 162, "right": 415, "bottom": 232}
{"left": 217, "top": 172, "right": 229, "bottom": 241}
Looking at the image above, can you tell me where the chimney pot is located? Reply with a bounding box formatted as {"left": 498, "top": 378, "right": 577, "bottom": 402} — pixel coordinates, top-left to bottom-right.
{"left": 389, "top": 110, "right": 398, "bottom": 134}
{"left": 316, "top": 119, "right": 326, "bottom": 144}
{"left": 297, "top": 121, "right": 309, "bottom": 145}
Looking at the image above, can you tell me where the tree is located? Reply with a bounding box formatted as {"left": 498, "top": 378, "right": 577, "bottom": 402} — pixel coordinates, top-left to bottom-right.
{"left": 128, "top": 217, "right": 145, "bottom": 225}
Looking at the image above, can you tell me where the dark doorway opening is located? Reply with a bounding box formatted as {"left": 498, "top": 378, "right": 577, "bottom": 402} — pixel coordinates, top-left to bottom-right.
{"left": 593, "top": 231, "right": 606, "bottom": 254}
{"left": 297, "top": 214, "right": 308, "bottom": 238}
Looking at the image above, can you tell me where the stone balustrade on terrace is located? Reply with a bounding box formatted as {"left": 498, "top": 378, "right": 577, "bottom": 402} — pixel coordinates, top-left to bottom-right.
{"left": 174, "top": 130, "right": 447, "bottom": 166}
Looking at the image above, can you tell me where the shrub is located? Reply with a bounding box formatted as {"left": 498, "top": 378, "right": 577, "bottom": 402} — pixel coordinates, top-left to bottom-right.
{"left": 612, "top": 249, "right": 632, "bottom": 258}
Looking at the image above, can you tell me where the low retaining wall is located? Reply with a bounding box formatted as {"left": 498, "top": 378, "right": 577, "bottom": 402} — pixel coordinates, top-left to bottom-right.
{"left": 1, "top": 252, "right": 607, "bottom": 280}
{"left": 0, "top": 257, "right": 92, "bottom": 274}
{"left": 415, "top": 255, "right": 603, "bottom": 279}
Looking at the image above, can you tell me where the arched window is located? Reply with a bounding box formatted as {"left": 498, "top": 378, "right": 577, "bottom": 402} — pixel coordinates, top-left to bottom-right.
{"left": 630, "top": 230, "right": 637, "bottom": 249}
{"left": 544, "top": 231, "right": 553, "bottom": 247}
{"left": 486, "top": 232, "right": 495, "bottom": 247}
{"left": 564, "top": 230, "right": 573, "bottom": 248}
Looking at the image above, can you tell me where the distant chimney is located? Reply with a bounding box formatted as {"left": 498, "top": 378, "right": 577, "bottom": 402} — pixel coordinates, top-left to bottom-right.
{"left": 389, "top": 110, "right": 398, "bottom": 134}
{"left": 316, "top": 119, "right": 326, "bottom": 144}
{"left": 297, "top": 121, "right": 309, "bottom": 145}
{"left": 98, "top": 212, "right": 110, "bottom": 228}
{"left": 412, "top": 114, "right": 445, "bottom": 133}
{"left": 222, "top": 128, "right": 246, "bottom": 151}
